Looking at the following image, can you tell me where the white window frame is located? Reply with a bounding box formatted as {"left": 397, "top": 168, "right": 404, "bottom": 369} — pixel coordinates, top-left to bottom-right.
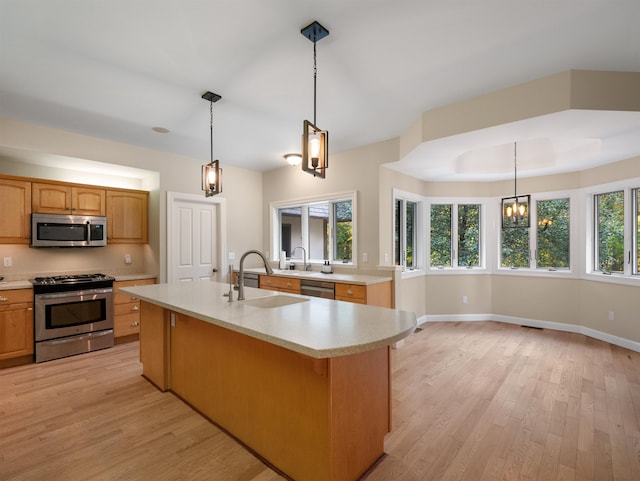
{"left": 426, "top": 197, "right": 489, "bottom": 274}
{"left": 269, "top": 191, "right": 357, "bottom": 267}
{"left": 393, "top": 189, "right": 424, "bottom": 278}
{"left": 583, "top": 178, "right": 640, "bottom": 286}
{"left": 497, "top": 190, "right": 577, "bottom": 277}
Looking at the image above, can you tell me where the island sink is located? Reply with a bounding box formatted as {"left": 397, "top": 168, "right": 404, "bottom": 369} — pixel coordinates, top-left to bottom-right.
{"left": 243, "top": 294, "right": 309, "bottom": 309}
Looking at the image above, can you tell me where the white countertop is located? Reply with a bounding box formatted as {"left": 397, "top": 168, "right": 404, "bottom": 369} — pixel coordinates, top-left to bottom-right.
{"left": 121, "top": 280, "right": 416, "bottom": 359}
{"left": 241, "top": 268, "right": 392, "bottom": 285}
{"left": 0, "top": 280, "right": 32, "bottom": 291}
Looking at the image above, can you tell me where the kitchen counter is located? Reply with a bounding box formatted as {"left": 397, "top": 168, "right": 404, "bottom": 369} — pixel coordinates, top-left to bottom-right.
{"left": 120, "top": 279, "right": 415, "bottom": 358}
{"left": 0, "top": 280, "right": 32, "bottom": 291}
{"left": 241, "top": 267, "right": 391, "bottom": 285}
{"left": 122, "top": 280, "right": 416, "bottom": 481}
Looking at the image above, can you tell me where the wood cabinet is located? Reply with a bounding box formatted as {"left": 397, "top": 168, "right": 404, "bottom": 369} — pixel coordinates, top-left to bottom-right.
{"left": 259, "top": 275, "right": 301, "bottom": 294}
{"left": 0, "top": 178, "right": 31, "bottom": 244}
{"left": 113, "top": 278, "right": 156, "bottom": 339}
{"left": 32, "top": 182, "right": 106, "bottom": 216}
{"left": 335, "top": 281, "right": 392, "bottom": 308}
{"left": 0, "top": 289, "right": 34, "bottom": 361}
{"left": 106, "top": 190, "right": 148, "bottom": 244}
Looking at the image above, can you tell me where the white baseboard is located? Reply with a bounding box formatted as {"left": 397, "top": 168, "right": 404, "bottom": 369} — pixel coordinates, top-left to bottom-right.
{"left": 418, "top": 314, "right": 640, "bottom": 353}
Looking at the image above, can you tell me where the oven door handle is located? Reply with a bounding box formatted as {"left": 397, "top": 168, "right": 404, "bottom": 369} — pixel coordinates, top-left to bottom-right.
{"left": 35, "top": 288, "right": 113, "bottom": 300}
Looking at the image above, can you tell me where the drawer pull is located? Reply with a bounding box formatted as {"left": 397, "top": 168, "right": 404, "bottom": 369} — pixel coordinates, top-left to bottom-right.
{"left": 131, "top": 306, "right": 139, "bottom": 312}
{"left": 0, "top": 296, "right": 8, "bottom": 302}
{"left": 287, "top": 282, "right": 292, "bottom": 287}
{"left": 131, "top": 321, "right": 140, "bottom": 327}
{"left": 130, "top": 296, "right": 139, "bottom": 301}
{"left": 347, "top": 289, "right": 353, "bottom": 295}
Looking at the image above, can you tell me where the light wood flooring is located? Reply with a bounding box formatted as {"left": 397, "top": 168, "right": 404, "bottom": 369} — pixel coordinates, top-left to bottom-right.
{"left": 2, "top": 321, "right": 640, "bottom": 480}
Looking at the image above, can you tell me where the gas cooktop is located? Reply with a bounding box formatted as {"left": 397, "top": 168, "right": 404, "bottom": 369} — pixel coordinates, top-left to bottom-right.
{"left": 32, "top": 273, "right": 115, "bottom": 286}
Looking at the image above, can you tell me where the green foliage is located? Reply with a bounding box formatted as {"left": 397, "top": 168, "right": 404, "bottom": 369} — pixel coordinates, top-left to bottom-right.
{"left": 334, "top": 201, "right": 352, "bottom": 261}
{"left": 458, "top": 204, "right": 480, "bottom": 266}
{"left": 501, "top": 228, "right": 529, "bottom": 267}
{"left": 430, "top": 204, "right": 451, "bottom": 266}
{"left": 537, "top": 198, "right": 570, "bottom": 268}
{"left": 596, "top": 191, "right": 624, "bottom": 272}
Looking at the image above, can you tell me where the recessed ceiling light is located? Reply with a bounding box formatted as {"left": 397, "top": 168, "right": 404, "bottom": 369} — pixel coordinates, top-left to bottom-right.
{"left": 152, "top": 126, "right": 170, "bottom": 134}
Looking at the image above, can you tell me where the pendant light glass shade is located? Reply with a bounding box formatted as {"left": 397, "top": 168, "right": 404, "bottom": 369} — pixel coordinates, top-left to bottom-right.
{"left": 202, "top": 159, "right": 222, "bottom": 197}
{"left": 302, "top": 120, "right": 328, "bottom": 178}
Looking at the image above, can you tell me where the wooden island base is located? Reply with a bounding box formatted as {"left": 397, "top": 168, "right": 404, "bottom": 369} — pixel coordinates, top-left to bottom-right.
{"left": 139, "top": 301, "right": 391, "bottom": 481}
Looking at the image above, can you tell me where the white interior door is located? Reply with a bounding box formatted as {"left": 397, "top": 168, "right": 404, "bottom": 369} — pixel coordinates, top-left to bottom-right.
{"left": 167, "top": 192, "right": 226, "bottom": 283}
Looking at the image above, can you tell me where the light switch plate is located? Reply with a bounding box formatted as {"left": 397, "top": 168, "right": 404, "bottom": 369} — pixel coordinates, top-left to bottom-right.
{"left": 3, "top": 257, "right": 12, "bottom": 267}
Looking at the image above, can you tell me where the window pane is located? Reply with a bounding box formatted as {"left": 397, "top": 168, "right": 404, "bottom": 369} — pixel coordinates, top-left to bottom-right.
{"left": 279, "top": 207, "right": 301, "bottom": 257}
{"left": 406, "top": 201, "right": 416, "bottom": 268}
{"left": 430, "top": 204, "right": 452, "bottom": 267}
{"left": 458, "top": 204, "right": 480, "bottom": 267}
{"left": 308, "top": 203, "right": 328, "bottom": 261}
{"left": 636, "top": 189, "right": 640, "bottom": 275}
{"left": 394, "top": 199, "right": 402, "bottom": 265}
{"left": 596, "top": 191, "right": 624, "bottom": 273}
{"left": 536, "top": 198, "right": 570, "bottom": 269}
{"left": 334, "top": 200, "right": 352, "bottom": 262}
{"left": 501, "top": 228, "right": 529, "bottom": 267}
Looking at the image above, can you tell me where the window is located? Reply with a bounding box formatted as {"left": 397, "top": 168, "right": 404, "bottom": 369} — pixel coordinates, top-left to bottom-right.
{"left": 500, "top": 196, "right": 571, "bottom": 270}
{"left": 536, "top": 198, "right": 570, "bottom": 269}
{"left": 395, "top": 198, "right": 418, "bottom": 269}
{"left": 595, "top": 190, "right": 625, "bottom": 273}
{"left": 430, "top": 203, "right": 481, "bottom": 268}
{"left": 272, "top": 192, "right": 355, "bottom": 265}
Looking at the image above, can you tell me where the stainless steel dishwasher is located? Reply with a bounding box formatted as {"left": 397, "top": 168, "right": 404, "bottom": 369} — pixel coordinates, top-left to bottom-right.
{"left": 300, "top": 279, "right": 335, "bottom": 299}
{"left": 242, "top": 272, "right": 260, "bottom": 288}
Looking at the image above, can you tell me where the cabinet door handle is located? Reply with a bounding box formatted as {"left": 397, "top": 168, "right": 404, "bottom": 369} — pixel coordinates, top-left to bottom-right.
{"left": 27, "top": 307, "right": 33, "bottom": 311}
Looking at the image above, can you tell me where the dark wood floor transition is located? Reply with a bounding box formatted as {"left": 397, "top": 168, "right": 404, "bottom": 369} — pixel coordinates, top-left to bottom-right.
{"left": 2, "top": 321, "right": 640, "bottom": 481}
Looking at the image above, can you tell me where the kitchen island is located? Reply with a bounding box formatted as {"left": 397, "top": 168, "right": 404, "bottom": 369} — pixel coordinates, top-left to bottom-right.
{"left": 121, "top": 280, "right": 416, "bottom": 481}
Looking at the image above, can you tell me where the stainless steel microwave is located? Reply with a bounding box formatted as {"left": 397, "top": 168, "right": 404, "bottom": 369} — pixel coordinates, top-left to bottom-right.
{"left": 31, "top": 213, "right": 107, "bottom": 247}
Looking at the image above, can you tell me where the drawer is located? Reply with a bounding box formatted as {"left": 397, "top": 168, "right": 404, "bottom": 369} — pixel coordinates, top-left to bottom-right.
{"left": 260, "top": 276, "right": 301, "bottom": 292}
{"left": 0, "top": 289, "right": 33, "bottom": 305}
{"left": 114, "top": 313, "right": 140, "bottom": 337}
{"left": 114, "top": 301, "right": 140, "bottom": 317}
{"left": 335, "top": 296, "right": 366, "bottom": 305}
{"left": 334, "top": 283, "right": 366, "bottom": 301}
{"left": 114, "top": 278, "right": 155, "bottom": 304}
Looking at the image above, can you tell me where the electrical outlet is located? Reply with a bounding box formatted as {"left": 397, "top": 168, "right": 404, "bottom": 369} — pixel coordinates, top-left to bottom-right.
{"left": 609, "top": 311, "right": 615, "bottom": 321}
{"left": 3, "top": 257, "right": 12, "bottom": 267}
{"left": 124, "top": 254, "right": 132, "bottom": 264}
{"left": 384, "top": 253, "right": 389, "bottom": 264}
{"left": 228, "top": 251, "right": 236, "bottom": 260}
{"left": 363, "top": 252, "right": 368, "bottom": 262}
{"left": 462, "top": 295, "right": 468, "bottom": 304}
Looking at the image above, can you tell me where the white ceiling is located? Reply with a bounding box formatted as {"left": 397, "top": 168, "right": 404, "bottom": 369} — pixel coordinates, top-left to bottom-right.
{"left": 1, "top": 0, "right": 639, "bottom": 180}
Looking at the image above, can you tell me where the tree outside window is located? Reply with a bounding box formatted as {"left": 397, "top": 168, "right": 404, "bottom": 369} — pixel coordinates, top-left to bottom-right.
{"left": 595, "top": 191, "right": 624, "bottom": 273}
{"left": 536, "top": 198, "right": 570, "bottom": 269}
{"left": 431, "top": 203, "right": 480, "bottom": 268}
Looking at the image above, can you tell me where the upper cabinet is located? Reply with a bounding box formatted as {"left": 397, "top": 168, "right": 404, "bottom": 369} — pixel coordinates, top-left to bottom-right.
{"left": 32, "top": 183, "right": 106, "bottom": 216}
{"left": 106, "top": 190, "right": 149, "bottom": 244}
{"left": 0, "top": 178, "right": 31, "bottom": 244}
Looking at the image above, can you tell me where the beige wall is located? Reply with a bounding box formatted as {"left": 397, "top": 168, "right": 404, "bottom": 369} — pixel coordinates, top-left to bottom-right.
{"left": 0, "top": 118, "right": 263, "bottom": 282}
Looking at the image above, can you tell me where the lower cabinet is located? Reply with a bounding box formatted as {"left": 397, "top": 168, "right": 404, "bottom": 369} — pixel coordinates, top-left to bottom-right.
{"left": 113, "top": 278, "right": 156, "bottom": 339}
{"left": 0, "top": 289, "right": 34, "bottom": 361}
{"left": 335, "top": 281, "right": 392, "bottom": 308}
{"left": 259, "top": 275, "right": 301, "bottom": 294}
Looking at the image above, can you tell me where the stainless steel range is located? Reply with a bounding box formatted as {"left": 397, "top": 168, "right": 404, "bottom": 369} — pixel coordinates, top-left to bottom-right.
{"left": 32, "top": 273, "right": 115, "bottom": 363}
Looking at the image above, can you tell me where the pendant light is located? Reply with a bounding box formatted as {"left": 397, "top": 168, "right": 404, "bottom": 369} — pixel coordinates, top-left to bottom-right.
{"left": 501, "top": 142, "right": 530, "bottom": 228}
{"left": 201, "top": 91, "right": 223, "bottom": 196}
{"left": 300, "top": 21, "right": 329, "bottom": 178}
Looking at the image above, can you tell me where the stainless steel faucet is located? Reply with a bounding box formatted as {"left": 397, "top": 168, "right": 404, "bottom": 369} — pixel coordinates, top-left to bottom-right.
{"left": 292, "top": 246, "right": 310, "bottom": 271}
{"left": 237, "top": 249, "right": 273, "bottom": 300}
